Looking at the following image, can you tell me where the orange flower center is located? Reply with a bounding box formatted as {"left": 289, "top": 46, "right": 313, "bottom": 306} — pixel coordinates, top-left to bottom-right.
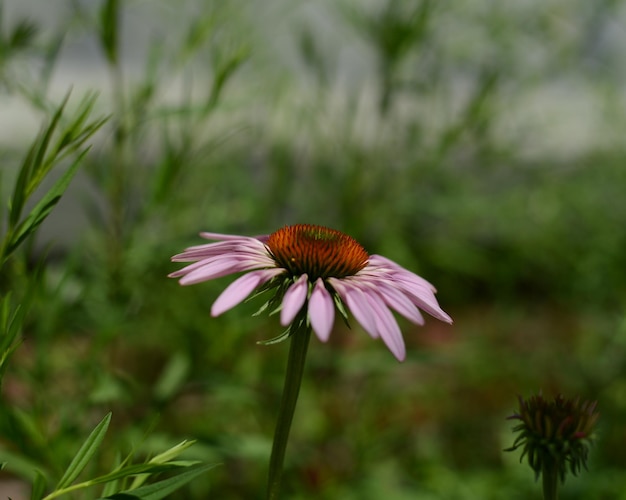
{"left": 266, "top": 224, "right": 369, "bottom": 280}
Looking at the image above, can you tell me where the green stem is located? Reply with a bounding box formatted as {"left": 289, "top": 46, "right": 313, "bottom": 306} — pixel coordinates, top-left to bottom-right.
{"left": 541, "top": 457, "right": 559, "bottom": 500}
{"left": 266, "top": 319, "right": 312, "bottom": 500}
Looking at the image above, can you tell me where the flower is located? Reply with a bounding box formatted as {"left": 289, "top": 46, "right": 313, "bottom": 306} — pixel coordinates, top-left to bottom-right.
{"left": 505, "top": 393, "right": 599, "bottom": 481}
{"left": 169, "top": 224, "right": 452, "bottom": 360}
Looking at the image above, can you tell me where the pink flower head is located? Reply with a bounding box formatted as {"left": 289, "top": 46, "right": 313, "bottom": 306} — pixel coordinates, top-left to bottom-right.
{"left": 169, "top": 224, "right": 452, "bottom": 361}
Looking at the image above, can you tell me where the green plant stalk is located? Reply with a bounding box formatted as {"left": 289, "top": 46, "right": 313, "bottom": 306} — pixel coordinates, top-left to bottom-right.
{"left": 266, "top": 318, "right": 312, "bottom": 500}
{"left": 542, "top": 456, "right": 559, "bottom": 500}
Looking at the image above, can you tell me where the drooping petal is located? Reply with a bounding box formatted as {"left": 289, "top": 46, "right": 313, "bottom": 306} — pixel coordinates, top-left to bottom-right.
{"left": 280, "top": 274, "right": 309, "bottom": 326}
{"left": 211, "top": 268, "right": 284, "bottom": 316}
{"left": 395, "top": 278, "right": 453, "bottom": 324}
{"left": 177, "top": 256, "right": 273, "bottom": 285}
{"left": 308, "top": 278, "right": 335, "bottom": 342}
{"left": 363, "top": 291, "right": 406, "bottom": 361}
{"left": 368, "top": 254, "right": 437, "bottom": 291}
{"left": 172, "top": 238, "right": 273, "bottom": 264}
{"left": 176, "top": 258, "right": 241, "bottom": 284}
{"left": 328, "top": 278, "right": 378, "bottom": 338}
{"left": 376, "top": 282, "right": 425, "bottom": 325}
{"left": 169, "top": 254, "right": 249, "bottom": 277}
{"left": 200, "top": 232, "right": 267, "bottom": 242}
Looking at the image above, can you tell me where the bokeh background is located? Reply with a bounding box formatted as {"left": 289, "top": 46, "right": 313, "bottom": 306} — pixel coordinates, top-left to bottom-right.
{"left": 1, "top": 0, "right": 626, "bottom": 498}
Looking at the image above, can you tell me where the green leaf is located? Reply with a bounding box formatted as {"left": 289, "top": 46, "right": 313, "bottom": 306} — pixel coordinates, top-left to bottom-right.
{"left": 7, "top": 90, "right": 69, "bottom": 229}
{"left": 9, "top": 19, "right": 38, "bottom": 50}
{"left": 43, "top": 464, "right": 197, "bottom": 500}
{"left": 153, "top": 353, "right": 190, "bottom": 402}
{"left": 7, "top": 148, "right": 87, "bottom": 256}
{"left": 99, "top": 454, "right": 122, "bottom": 498}
{"left": 8, "top": 130, "right": 39, "bottom": 229}
{"left": 30, "top": 470, "right": 47, "bottom": 500}
{"left": 257, "top": 327, "right": 292, "bottom": 345}
{"left": 56, "top": 413, "right": 112, "bottom": 489}
{"left": 55, "top": 93, "right": 108, "bottom": 162}
{"left": 84, "top": 462, "right": 197, "bottom": 487}
{"left": 0, "top": 266, "right": 42, "bottom": 381}
{"left": 26, "top": 91, "right": 71, "bottom": 196}
{"left": 98, "top": 463, "right": 217, "bottom": 500}
{"left": 205, "top": 45, "right": 248, "bottom": 112}
{"left": 0, "top": 294, "right": 24, "bottom": 379}
{"left": 128, "top": 440, "right": 197, "bottom": 490}
{"left": 29, "top": 93, "right": 105, "bottom": 189}
{"left": 99, "top": 0, "right": 119, "bottom": 65}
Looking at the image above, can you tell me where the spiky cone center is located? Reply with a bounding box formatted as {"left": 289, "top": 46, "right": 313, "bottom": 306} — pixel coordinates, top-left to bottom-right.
{"left": 266, "top": 224, "right": 369, "bottom": 281}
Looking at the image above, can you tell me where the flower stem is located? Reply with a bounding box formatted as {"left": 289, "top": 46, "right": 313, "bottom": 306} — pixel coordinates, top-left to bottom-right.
{"left": 542, "top": 457, "right": 559, "bottom": 500}
{"left": 266, "top": 319, "right": 312, "bottom": 500}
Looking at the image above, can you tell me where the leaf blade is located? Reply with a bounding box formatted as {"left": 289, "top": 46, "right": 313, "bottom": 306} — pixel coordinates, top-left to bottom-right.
{"left": 7, "top": 148, "right": 87, "bottom": 256}
{"left": 98, "top": 463, "right": 217, "bottom": 500}
{"left": 56, "top": 413, "right": 112, "bottom": 489}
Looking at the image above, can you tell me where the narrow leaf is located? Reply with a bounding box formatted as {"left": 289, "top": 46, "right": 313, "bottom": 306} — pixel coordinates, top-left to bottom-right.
{"left": 78, "top": 462, "right": 196, "bottom": 488}
{"left": 9, "top": 131, "right": 39, "bottom": 228}
{"left": 9, "top": 19, "right": 38, "bottom": 50}
{"left": 8, "top": 148, "right": 87, "bottom": 255}
{"left": 153, "top": 354, "right": 190, "bottom": 402}
{"left": 30, "top": 470, "right": 47, "bottom": 500}
{"left": 99, "top": 463, "right": 217, "bottom": 500}
{"left": 56, "top": 413, "right": 112, "bottom": 489}
{"left": 0, "top": 288, "right": 36, "bottom": 382}
{"left": 27, "top": 92, "right": 71, "bottom": 195}
{"left": 128, "top": 440, "right": 197, "bottom": 490}
{"left": 8, "top": 91, "right": 70, "bottom": 228}
{"left": 257, "top": 328, "right": 292, "bottom": 346}
{"left": 99, "top": 0, "right": 119, "bottom": 65}
{"left": 99, "top": 454, "right": 122, "bottom": 498}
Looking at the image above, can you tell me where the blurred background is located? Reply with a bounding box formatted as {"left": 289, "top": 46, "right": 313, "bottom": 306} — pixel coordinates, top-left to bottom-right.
{"left": 1, "top": 0, "right": 626, "bottom": 498}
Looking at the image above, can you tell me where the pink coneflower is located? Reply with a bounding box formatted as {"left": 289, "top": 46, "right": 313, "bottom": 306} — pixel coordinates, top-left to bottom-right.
{"left": 169, "top": 224, "right": 452, "bottom": 361}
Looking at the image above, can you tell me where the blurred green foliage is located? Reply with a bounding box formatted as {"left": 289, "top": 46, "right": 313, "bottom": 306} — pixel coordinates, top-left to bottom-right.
{"left": 1, "top": 0, "right": 625, "bottom": 498}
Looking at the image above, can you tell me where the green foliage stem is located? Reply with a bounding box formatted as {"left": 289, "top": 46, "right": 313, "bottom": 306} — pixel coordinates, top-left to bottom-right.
{"left": 542, "top": 457, "right": 559, "bottom": 500}
{"left": 266, "top": 315, "right": 312, "bottom": 500}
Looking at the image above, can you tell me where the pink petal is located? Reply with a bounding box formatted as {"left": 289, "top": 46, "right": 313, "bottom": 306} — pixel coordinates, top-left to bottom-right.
{"left": 280, "top": 274, "right": 309, "bottom": 326}
{"left": 211, "top": 268, "right": 283, "bottom": 316}
{"left": 364, "top": 291, "right": 406, "bottom": 361}
{"left": 172, "top": 239, "right": 272, "bottom": 263}
{"left": 177, "top": 256, "right": 272, "bottom": 285}
{"left": 177, "top": 258, "right": 239, "bottom": 284}
{"left": 200, "top": 232, "right": 263, "bottom": 241}
{"left": 308, "top": 278, "right": 334, "bottom": 342}
{"left": 368, "top": 255, "right": 437, "bottom": 291}
{"left": 169, "top": 254, "right": 245, "bottom": 277}
{"left": 328, "top": 278, "right": 378, "bottom": 339}
{"left": 376, "top": 283, "right": 425, "bottom": 325}
{"left": 396, "top": 279, "right": 453, "bottom": 324}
